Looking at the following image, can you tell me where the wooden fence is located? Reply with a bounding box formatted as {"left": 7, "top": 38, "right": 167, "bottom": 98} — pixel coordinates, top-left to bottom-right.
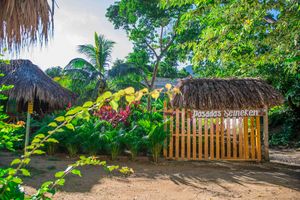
{"left": 163, "top": 105, "right": 268, "bottom": 161}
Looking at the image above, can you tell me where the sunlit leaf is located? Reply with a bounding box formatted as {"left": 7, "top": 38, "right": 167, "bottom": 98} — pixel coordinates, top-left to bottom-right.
{"left": 20, "top": 168, "right": 30, "bottom": 176}
{"left": 124, "top": 87, "right": 135, "bottom": 94}
{"left": 56, "top": 178, "right": 65, "bottom": 186}
{"left": 71, "top": 169, "right": 82, "bottom": 177}
{"left": 23, "top": 158, "right": 31, "bottom": 164}
{"left": 33, "top": 150, "right": 45, "bottom": 155}
{"left": 46, "top": 138, "right": 59, "bottom": 143}
{"left": 11, "top": 158, "right": 21, "bottom": 166}
{"left": 125, "top": 95, "right": 135, "bottom": 103}
{"left": 35, "top": 134, "right": 45, "bottom": 139}
{"left": 12, "top": 177, "right": 23, "bottom": 184}
{"left": 41, "top": 181, "right": 53, "bottom": 188}
{"left": 97, "top": 91, "right": 112, "bottom": 103}
{"left": 55, "top": 116, "right": 65, "bottom": 122}
{"left": 65, "top": 123, "right": 75, "bottom": 131}
{"left": 83, "top": 101, "right": 93, "bottom": 108}
{"left": 55, "top": 171, "right": 65, "bottom": 178}
{"left": 66, "top": 106, "right": 82, "bottom": 116}
{"left": 110, "top": 100, "right": 119, "bottom": 111}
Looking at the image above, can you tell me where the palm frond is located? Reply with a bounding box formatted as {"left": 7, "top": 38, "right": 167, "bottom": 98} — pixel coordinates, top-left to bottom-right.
{"left": 94, "top": 33, "right": 115, "bottom": 72}
{"left": 64, "top": 68, "right": 93, "bottom": 78}
{"left": 78, "top": 44, "right": 97, "bottom": 66}
{"left": 65, "top": 58, "right": 97, "bottom": 72}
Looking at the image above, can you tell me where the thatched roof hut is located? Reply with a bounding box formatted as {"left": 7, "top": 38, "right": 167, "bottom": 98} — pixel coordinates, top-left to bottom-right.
{"left": 0, "top": 59, "right": 76, "bottom": 113}
{"left": 0, "top": 0, "right": 54, "bottom": 53}
{"left": 172, "top": 78, "right": 284, "bottom": 110}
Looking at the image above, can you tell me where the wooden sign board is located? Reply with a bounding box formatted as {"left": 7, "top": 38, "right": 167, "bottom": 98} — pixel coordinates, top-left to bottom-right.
{"left": 193, "top": 109, "right": 266, "bottom": 118}
{"left": 28, "top": 101, "right": 33, "bottom": 114}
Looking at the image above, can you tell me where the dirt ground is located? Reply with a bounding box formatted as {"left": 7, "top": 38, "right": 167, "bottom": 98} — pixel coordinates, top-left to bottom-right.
{"left": 0, "top": 151, "right": 299, "bottom": 200}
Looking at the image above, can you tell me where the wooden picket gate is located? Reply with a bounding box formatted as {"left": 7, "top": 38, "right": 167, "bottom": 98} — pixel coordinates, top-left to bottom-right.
{"left": 163, "top": 107, "right": 267, "bottom": 161}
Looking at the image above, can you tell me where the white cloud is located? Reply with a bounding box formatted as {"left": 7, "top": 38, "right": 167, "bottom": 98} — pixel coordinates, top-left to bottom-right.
{"left": 7, "top": 0, "right": 133, "bottom": 70}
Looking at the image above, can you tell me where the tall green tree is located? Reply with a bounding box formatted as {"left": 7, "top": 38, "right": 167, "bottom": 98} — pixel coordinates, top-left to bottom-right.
{"left": 65, "top": 32, "right": 115, "bottom": 98}
{"left": 161, "top": 0, "right": 300, "bottom": 113}
{"left": 108, "top": 59, "right": 146, "bottom": 91}
{"left": 106, "top": 0, "right": 194, "bottom": 110}
{"left": 45, "top": 66, "right": 63, "bottom": 78}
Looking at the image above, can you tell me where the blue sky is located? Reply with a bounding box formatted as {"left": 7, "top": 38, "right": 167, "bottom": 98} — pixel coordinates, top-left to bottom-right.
{"left": 7, "top": 0, "right": 133, "bottom": 70}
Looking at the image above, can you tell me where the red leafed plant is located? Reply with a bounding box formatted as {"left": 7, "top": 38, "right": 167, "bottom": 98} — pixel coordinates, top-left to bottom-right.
{"left": 94, "top": 105, "right": 131, "bottom": 127}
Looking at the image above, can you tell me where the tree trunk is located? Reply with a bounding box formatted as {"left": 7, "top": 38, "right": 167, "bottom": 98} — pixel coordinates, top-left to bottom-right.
{"left": 147, "top": 58, "right": 161, "bottom": 111}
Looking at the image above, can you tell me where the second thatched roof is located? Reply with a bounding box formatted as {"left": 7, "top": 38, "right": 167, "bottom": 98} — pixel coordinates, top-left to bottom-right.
{"left": 0, "top": 59, "right": 76, "bottom": 110}
{"left": 172, "top": 78, "right": 284, "bottom": 110}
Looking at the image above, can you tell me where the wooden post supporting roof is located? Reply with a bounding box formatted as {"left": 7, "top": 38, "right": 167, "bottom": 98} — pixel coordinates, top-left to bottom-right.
{"left": 25, "top": 101, "right": 33, "bottom": 153}
{"left": 263, "top": 107, "right": 269, "bottom": 161}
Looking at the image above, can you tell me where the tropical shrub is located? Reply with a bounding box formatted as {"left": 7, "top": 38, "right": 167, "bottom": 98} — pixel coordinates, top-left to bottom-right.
{"left": 146, "top": 122, "right": 167, "bottom": 163}
{"left": 77, "top": 119, "right": 111, "bottom": 155}
{"left": 103, "top": 128, "right": 125, "bottom": 160}
{"left": 94, "top": 105, "right": 131, "bottom": 127}
{"left": 0, "top": 71, "right": 23, "bottom": 151}
{"left": 122, "top": 125, "right": 145, "bottom": 160}
{"left": 269, "top": 106, "right": 300, "bottom": 147}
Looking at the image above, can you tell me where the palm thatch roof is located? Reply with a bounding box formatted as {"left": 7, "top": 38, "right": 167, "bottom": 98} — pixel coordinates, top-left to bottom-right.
{"left": 0, "top": 59, "right": 76, "bottom": 111}
{"left": 0, "top": 0, "right": 55, "bottom": 53}
{"left": 172, "top": 78, "right": 284, "bottom": 110}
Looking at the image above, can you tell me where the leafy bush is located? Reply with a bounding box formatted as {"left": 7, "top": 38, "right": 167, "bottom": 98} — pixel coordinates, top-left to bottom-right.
{"left": 269, "top": 106, "right": 300, "bottom": 147}
{"left": 94, "top": 105, "right": 131, "bottom": 127}
{"left": 103, "top": 128, "right": 125, "bottom": 160}
{"left": 123, "top": 125, "right": 145, "bottom": 160}
{"left": 146, "top": 122, "right": 167, "bottom": 163}
{"left": 77, "top": 119, "right": 112, "bottom": 155}
{"left": 14, "top": 89, "right": 168, "bottom": 162}
{"left": 0, "top": 75, "right": 23, "bottom": 151}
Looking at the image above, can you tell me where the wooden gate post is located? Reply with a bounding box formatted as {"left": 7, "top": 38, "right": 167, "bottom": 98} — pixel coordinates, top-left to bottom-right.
{"left": 263, "top": 107, "right": 269, "bottom": 161}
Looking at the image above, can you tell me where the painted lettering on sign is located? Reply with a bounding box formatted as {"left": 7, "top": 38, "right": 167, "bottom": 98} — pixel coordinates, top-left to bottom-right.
{"left": 193, "top": 109, "right": 261, "bottom": 118}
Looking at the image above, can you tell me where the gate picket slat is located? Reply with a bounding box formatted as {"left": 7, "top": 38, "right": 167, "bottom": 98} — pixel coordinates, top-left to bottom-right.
{"left": 244, "top": 117, "right": 249, "bottom": 159}
{"left": 216, "top": 118, "right": 220, "bottom": 160}
{"left": 256, "top": 116, "right": 262, "bottom": 161}
{"left": 204, "top": 118, "right": 208, "bottom": 159}
{"left": 221, "top": 117, "right": 225, "bottom": 159}
{"left": 169, "top": 114, "right": 174, "bottom": 158}
{"left": 187, "top": 110, "right": 191, "bottom": 160}
{"left": 250, "top": 117, "right": 255, "bottom": 159}
{"left": 192, "top": 116, "right": 197, "bottom": 160}
{"left": 238, "top": 117, "right": 243, "bottom": 159}
{"left": 198, "top": 118, "right": 203, "bottom": 160}
{"left": 233, "top": 118, "right": 237, "bottom": 159}
{"left": 163, "top": 102, "right": 167, "bottom": 157}
{"left": 181, "top": 108, "right": 185, "bottom": 159}
{"left": 175, "top": 109, "right": 179, "bottom": 159}
{"left": 226, "top": 118, "right": 231, "bottom": 158}
{"left": 210, "top": 119, "right": 214, "bottom": 160}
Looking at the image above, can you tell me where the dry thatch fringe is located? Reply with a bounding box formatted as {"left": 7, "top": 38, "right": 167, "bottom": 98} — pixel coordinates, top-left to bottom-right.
{"left": 172, "top": 78, "right": 284, "bottom": 110}
{"left": 0, "top": 0, "right": 55, "bottom": 53}
{"left": 0, "top": 59, "right": 76, "bottom": 111}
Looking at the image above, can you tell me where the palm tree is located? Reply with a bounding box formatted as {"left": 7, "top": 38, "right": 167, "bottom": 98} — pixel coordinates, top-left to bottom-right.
{"left": 65, "top": 32, "right": 115, "bottom": 98}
